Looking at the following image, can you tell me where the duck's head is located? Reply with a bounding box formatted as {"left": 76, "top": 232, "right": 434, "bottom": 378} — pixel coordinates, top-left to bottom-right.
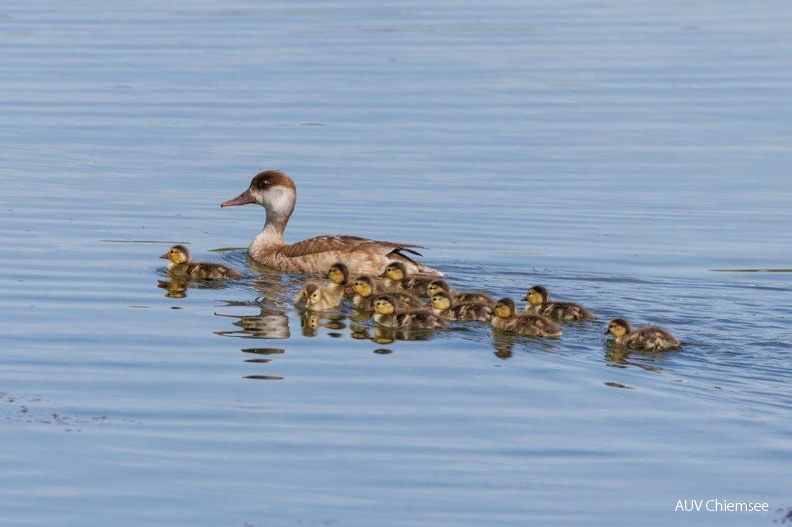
{"left": 426, "top": 279, "right": 450, "bottom": 297}
{"left": 352, "top": 276, "right": 375, "bottom": 297}
{"left": 372, "top": 294, "right": 397, "bottom": 315}
{"left": 606, "top": 318, "right": 631, "bottom": 337}
{"left": 493, "top": 298, "right": 517, "bottom": 319}
{"left": 221, "top": 170, "right": 297, "bottom": 218}
{"left": 159, "top": 245, "right": 190, "bottom": 264}
{"left": 384, "top": 262, "right": 407, "bottom": 281}
{"left": 300, "top": 283, "right": 322, "bottom": 308}
{"left": 429, "top": 291, "right": 453, "bottom": 311}
{"left": 524, "top": 285, "right": 548, "bottom": 306}
{"left": 327, "top": 262, "right": 350, "bottom": 285}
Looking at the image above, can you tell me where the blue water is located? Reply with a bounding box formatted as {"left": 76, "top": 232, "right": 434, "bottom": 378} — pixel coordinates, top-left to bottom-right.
{"left": 1, "top": 1, "right": 791, "bottom": 526}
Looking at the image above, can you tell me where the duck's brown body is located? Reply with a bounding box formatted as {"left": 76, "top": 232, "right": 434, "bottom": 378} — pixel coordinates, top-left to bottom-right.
{"left": 222, "top": 170, "right": 442, "bottom": 276}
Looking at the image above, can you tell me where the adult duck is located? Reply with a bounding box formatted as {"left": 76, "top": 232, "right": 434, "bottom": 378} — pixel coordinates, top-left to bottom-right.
{"left": 221, "top": 170, "right": 442, "bottom": 276}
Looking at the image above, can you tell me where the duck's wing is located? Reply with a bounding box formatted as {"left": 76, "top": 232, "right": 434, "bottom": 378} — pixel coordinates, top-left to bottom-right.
{"left": 279, "top": 235, "right": 421, "bottom": 257}
{"left": 280, "top": 235, "right": 441, "bottom": 276}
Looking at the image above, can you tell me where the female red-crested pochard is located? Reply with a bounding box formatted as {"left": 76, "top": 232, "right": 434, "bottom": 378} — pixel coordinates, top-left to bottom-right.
{"left": 221, "top": 170, "right": 442, "bottom": 276}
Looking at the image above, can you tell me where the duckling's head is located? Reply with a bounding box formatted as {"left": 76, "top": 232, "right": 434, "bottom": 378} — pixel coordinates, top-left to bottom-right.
{"left": 524, "top": 285, "right": 548, "bottom": 306}
{"left": 159, "top": 245, "right": 190, "bottom": 264}
{"left": 353, "top": 276, "right": 376, "bottom": 297}
{"left": 372, "top": 294, "right": 397, "bottom": 315}
{"left": 302, "top": 283, "right": 322, "bottom": 307}
{"left": 426, "top": 279, "right": 451, "bottom": 297}
{"left": 494, "top": 298, "right": 517, "bottom": 319}
{"left": 384, "top": 262, "right": 407, "bottom": 281}
{"left": 606, "top": 318, "right": 631, "bottom": 337}
{"left": 221, "top": 170, "right": 297, "bottom": 219}
{"left": 327, "top": 262, "right": 350, "bottom": 285}
{"left": 429, "top": 291, "right": 453, "bottom": 311}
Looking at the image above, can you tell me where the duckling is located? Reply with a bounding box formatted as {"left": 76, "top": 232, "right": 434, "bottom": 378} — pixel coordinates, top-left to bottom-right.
{"left": 491, "top": 298, "right": 562, "bottom": 338}
{"left": 523, "top": 285, "right": 595, "bottom": 321}
{"left": 351, "top": 275, "right": 425, "bottom": 311}
{"left": 371, "top": 294, "right": 448, "bottom": 329}
{"left": 294, "top": 281, "right": 342, "bottom": 312}
{"left": 326, "top": 262, "right": 355, "bottom": 298}
{"left": 429, "top": 291, "right": 494, "bottom": 322}
{"left": 159, "top": 245, "right": 243, "bottom": 280}
{"left": 605, "top": 318, "right": 680, "bottom": 351}
{"left": 382, "top": 262, "right": 438, "bottom": 296}
{"left": 426, "top": 279, "right": 495, "bottom": 306}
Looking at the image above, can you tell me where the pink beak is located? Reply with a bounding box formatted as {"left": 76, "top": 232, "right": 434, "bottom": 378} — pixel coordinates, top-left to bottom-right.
{"left": 221, "top": 188, "right": 256, "bottom": 208}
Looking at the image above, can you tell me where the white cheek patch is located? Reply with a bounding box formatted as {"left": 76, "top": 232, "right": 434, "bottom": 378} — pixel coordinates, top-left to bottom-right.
{"left": 266, "top": 187, "right": 295, "bottom": 213}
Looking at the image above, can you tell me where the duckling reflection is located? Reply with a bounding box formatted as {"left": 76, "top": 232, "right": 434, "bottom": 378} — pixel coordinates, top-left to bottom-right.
{"left": 352, "top": 323, "right": 438, "bottom": 344}
{"left": 241, "top": 347, "right": 285, "bottom": 364}
{"left": 159, "top": 245, "right": 243, "bottom": 280}
{"left": 523, "top": 285, "right": 595, "bottom": 321}
{"left": 214, "top": 307, "right": 290, "bottom": 339}
{"left": 157, "top": 275, "right": 232, "bottom": 299}
{"left": 490, "top": 333, "right": 519, "bottom": 359}
{"left": 300, "top": 311, "right": 346, "bottom": 337}
{"left": 604, "top": 345, "right": 664, "bottom": 372}
{"left": 158, "top": 277, "right": 189, "bottom": 298}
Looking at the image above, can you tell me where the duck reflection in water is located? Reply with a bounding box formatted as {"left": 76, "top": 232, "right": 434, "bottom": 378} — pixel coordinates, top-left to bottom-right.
{"left": 350, "top": 323, "right": 439, "bottom": 344}
{"left": 158, "top": 278, "right": 188, "bottom": 298}
{"left": 214, "top": 307, "right": 290, "bottom": 339}
{"left": 300, "top": 311, "right": 346, "bottom": 338}
{"left": 157, "top": 277, "right": 232, "bottom": 299}
{"left": 604, "top": 343, "right": 664, "bottom": 373}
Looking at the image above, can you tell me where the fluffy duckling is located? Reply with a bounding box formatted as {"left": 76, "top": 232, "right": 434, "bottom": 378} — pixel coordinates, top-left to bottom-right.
{"left": 371, "top": 294, "right": 448, "bottom": 329}
{"left": 294, "top": 281, "right": 342, "bottom": 312}
{"left": 523, "top": 285, "right": 595, "bottom": 321}
{"left": 327, "top": 262, "right": 355, "bottom": 299}
{"left": 429, "top": 291, "right": 493, "bottom": 322}
{"left": 383, "top": 262, "right": 438, "bottom": 296}
{"left": 426, "top": 279, "right": 495, "bottom": 306}
{"left": 605, "top": 318, "right": 680, "bottom": 351}
{"left": 351, "top": 275, "right": 424, "bottom": 311}
{"left": 491, "top": 298, "right": 562, "bottom": 338}
{"left": 159, "top": 245, "right": 243, "bottom": 280}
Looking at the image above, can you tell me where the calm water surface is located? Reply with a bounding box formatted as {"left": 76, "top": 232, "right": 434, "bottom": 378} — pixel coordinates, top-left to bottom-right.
{"left": 1, "top": 1, "right": 791, "bottom": 526}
